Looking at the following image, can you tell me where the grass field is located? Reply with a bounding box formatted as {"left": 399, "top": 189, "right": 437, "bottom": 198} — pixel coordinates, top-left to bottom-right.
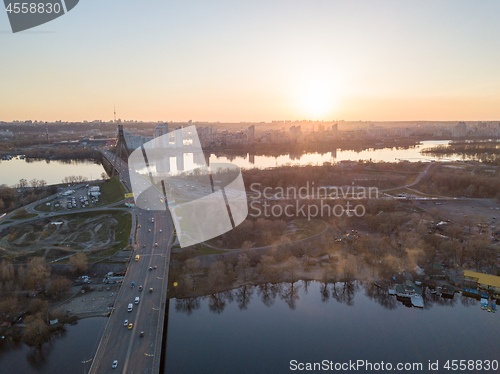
{"left": 34, "top": 202, "right": 53, "bottom": 212}
{"left": 11, "top": 212, "right": 38, "bottom": 220}
{"left": 99, "top": 177, "right": 126, "bottom": 206}
{"left": 288, "top": 219, "right": 326, "bottom": 241}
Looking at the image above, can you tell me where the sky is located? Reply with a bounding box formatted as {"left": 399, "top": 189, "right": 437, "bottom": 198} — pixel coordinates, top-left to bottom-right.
{"left": 1, "top": 0, "right": 500, "bottom": 122}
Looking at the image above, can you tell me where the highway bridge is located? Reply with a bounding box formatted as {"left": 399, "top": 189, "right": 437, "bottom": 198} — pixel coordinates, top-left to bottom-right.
{"left": 89, "top": 150, "right": 174, "bottom": 374}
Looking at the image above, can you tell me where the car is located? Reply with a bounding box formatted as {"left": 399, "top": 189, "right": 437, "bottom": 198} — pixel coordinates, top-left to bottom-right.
{"left": 139, "top": 286, "right": 143, "bottom": 291}
{"left": 159, "top": 229, "right": 162, "bottom": 233}
{"left": 148, "top": 229, "right": 151, "bottom": 232}
{"left": 124, "top": 320, "right": 128, "bottom": 326}
{"left": 112, "top": 360, "right": 118, "bottom": 369}
{"left": 154, "top": 266, "right": 157, "bottom": 269}
{"left": 140, "top": 331, "right": 144, "bottom": 337}
{"left": 138, "top": 225, "right": 141, "bottom": 228}
{"left": 149, "top": 267, "right": 152, "bottom": 271}
{"left": 154, "top": 243, "right": 158, "bottom": 247}
{"left": 143, "top": 244, "right": 146, "bottom": 247}
{"left": 135, "top": 297, "right": 140, "bottom": 304}
{"left": 149, "top": 288, "right": 153, "bottom": 293}
{"left": 135, "top": 255, "right": 140, "bottom": 261}
{"left": 128, "top": 323, "right": 133, "bottom": 329}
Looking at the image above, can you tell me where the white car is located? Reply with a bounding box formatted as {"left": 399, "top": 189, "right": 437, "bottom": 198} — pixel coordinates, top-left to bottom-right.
{"left": 124, "top": 320, "right": 128, "bottom": 326}
{"left": 112, "top": 360, "right": 118, "bottom": 369}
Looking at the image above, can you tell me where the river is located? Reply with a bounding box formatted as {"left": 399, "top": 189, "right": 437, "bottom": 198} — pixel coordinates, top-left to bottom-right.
{"left": 0, "top": 317, "right": 106, "bottom": 374}
{"left": 165, "top": 281, "right": 499, "bottom": 374}
{"left": 0, "top": 158, "right": 104, "bottom": 187}
{"left": 208, "top": 140, "right": 464, "bottom": 169}
{"left": 0, "top": 141, "right": 461, "bottom": 188}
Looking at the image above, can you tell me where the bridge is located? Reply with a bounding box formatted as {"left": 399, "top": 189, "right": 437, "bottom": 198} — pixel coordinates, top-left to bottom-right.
{"left": 89, "top": 142, "right": 174, "bottom": 373}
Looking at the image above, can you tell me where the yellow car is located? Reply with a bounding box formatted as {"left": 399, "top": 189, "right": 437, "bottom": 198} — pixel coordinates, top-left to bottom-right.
{"left": 128, "top": 323, "right": 133, "bottom": 330}
{"left": 135, "top": 255, "right": 140, "bottom": 261}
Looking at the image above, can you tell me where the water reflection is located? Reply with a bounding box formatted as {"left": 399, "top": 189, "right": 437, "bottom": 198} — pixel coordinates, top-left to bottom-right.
{"left": 208, "top": 140, "right": 462, "bottom": 169}
{"left": 173, "top": 281, "right": 485, "bottom": 315}
{"left": 0, "top": 317, "right": 106, "bottom": 374}
{"left": 166, "top": 281, "right": 499, "bottom": 374}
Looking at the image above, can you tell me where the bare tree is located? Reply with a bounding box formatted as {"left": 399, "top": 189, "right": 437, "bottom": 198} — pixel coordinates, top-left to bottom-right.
{"left": 207, "top": 261, "right": 226, "bottom": 289}
{"left": 68, "top": 252, "right": 88, "bottom": 273}
{"left": 283, "top": 256, "right": 300, "bottom": 283}
{"left": 25, "top": 257, "right": 51, "bottom": 291}
{"left": 0, "top": 260, "right": 14, "bottom": 281}
{"left": 184, "top": 258, "right": 201, "bottom": 288}
{"left": 23, "top": 314, "right": 50, "bottom": 348}
{"left": 235, "top": 253, "right": 251, "bottom": 282}
{"left": 28, "top": 298, "right": 49, "bottom": 318}
{"left": 46, "top": 278, "right": 72, "bottom": 300}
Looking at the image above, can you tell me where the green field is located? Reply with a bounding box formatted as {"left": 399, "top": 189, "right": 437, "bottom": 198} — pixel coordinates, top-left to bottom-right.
{"left": 98, "top": 177, "right": 127, "bottom": 206}
{"left": 288, "top": 219, "right": 326, "bottom": 241}
{"left": 11, "top": 212, "right": 38, "bottom": 220}
{"left": 34, "top": 201, "right": 53, "bottom": 212}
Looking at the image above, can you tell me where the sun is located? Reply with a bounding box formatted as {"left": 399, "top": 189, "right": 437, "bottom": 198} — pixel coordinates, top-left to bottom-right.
{"left": 299, "top": 82, "right": 337, "bottom": 120}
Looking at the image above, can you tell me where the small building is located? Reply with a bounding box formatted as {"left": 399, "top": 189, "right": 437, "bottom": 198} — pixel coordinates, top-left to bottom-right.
{"left": 464, "top": 270, "right": 500, "bottom": 296}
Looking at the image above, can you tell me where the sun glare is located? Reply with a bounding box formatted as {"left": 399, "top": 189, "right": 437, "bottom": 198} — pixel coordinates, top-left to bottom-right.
{"left": 300, "top": 82, "right": 336, "bottom": 119}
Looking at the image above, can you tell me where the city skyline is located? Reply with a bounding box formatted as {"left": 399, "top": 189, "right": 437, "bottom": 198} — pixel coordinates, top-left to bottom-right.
{"left": 1, "top": 1, "right": 500, "bottom": 122}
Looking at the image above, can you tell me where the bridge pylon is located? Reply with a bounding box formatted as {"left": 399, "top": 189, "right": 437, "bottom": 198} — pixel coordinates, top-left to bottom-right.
{"left": 112, "top": 125, "right": 130, "bottom": 177}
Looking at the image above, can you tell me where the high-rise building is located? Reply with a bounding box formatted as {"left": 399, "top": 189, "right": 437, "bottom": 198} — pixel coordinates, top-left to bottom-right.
{"left": 332, "top": 123, "right": 338, "bottom": 136}
{"left": 154, "top": 123, "right": 169, "bottom": 148}
{"left": 289, "top": 125, "right": 302, "bottom": 141}
{"left": 248, "top": 125, "right": 255, "bottom": 142}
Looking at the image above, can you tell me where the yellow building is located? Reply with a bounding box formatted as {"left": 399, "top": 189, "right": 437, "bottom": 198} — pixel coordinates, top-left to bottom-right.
{"left": 464, "top": 270, "right": 500, "bottom": 295}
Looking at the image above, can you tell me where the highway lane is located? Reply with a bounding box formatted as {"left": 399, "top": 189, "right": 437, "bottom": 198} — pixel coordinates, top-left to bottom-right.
{"left": 91, "top": 208, "right": 173, "bottom": 373}
{"left": 91, "top": 150, "right": 174, "bottom": 374}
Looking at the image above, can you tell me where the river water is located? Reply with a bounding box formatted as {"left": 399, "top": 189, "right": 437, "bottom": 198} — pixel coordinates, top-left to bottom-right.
{"left": 0, "top": 317, "right": 106, "bottom": 374}
{"left": 0, "top": 141, "right": 460, "bottom": 187}
{"left": 0, "top": 158, "right": 105, "bottom": 187}
{"left": 165, "top": 281, "right": 499, "bottom": 374}
{"left": 208, "top": 140, "right": 461, "bottom": 169}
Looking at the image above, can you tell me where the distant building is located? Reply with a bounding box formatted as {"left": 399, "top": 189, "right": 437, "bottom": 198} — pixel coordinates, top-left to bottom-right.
{"left": 154, "top": 123, "right": 169, "bottom": 148}
{"left": 248, "top": 125, "right": 255, "bottom": 142}
{"left": 452, "top": 122, "right": 467, "bottom": 137}
{"left": 289, "top": 125, "right": 301, "bottom": 141}
{"left": 332, "top": 123, "right": 338, "bottom": 136}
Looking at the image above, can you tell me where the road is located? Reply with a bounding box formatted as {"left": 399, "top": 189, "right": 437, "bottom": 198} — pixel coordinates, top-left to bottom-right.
{"left": 90, "top": 209, "right": 173, "bottom": 374}
{"left": 89, "top": 149, "right": 174, "bottom": 374}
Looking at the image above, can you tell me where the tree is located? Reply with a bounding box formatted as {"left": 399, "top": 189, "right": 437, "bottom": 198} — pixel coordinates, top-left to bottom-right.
{"left": 46, "top": 278, "right": 72, "bottom": 300}
{"left": 207, "top": 261, "right": 227, "bottom": 289}
{"left": 235, "top": 253, "right": 251, "bottom": 282}
{"left": 184, "top": 258, "right": 201, "bottom": 288}
{"left": 68, "top": 252, "right": 88, "bottom": 273}
{"left": 283, "top": 256, "right": 300, "bottom": 283}
{"left": 0, "top": 260, "right": 14, "bottom": 281}
{"left": 23, "top": 315, "right": 50, "bottom": 348}
{"left": 256, "top": 255, "right": 279, "bottom": 283}
{"left": 28, "top": 298, "right": 49, "bottom": 318}
{"left": 25, "top": 257, "right": 51, "bottom": 291}
{"left": 0, "top": 296, "right": 19, "bottom": 317}
{"left": 18, "top": 179, "right": 28, "bottom": 188}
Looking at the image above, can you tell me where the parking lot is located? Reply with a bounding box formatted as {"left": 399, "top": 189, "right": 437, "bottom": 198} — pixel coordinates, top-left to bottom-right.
{"left": 58, "top": 185, "right": 101, "bottom": 211}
